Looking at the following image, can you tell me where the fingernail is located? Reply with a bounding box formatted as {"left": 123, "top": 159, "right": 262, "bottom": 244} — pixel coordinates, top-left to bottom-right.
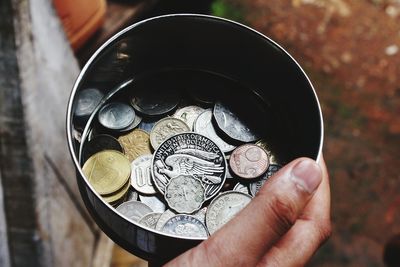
{"left": 291, "top": 159, "right": 322, "bottom": 194}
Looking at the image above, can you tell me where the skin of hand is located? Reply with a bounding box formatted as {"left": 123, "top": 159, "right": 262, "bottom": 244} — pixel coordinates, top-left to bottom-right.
{"left": 164, "top": 156, "right": 331, "bottom": 267}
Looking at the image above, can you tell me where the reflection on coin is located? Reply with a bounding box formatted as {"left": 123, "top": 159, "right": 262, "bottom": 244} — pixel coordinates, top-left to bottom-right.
{"left": 139, "top": 194, "right": 166, "bottom": 213}
{"left": 155, "top": 209, "right": 177, "bottom": 231}
{"left": 194, "top": 109, "right": 236, "bottom": 153}
{"left": 138, "top": 120, "right": 156, "bottom": 133}
{"left": 256, "top": 139, "right": 280, "bottom": 165}
{"left": 120, "top": 113, "right": 142, "bottom": 132}
{"left": 138, "top": 212, "right": 162, "bottom": 229}
{"left": 131, "top": 87, "right": 180, "bottom": 117}
{"left": 150, "top": 118, "right": 190, "bottom": 149}
{"left": 213, "top": 102, "right": 259, "bottom": 143}
{"left": 233, "top": 183, "right": 251, "bottom": 195}
{"left": 249, "top": 164, "right": 281, "bottom": 196}
{"left": 131, "top": 155, "right": 157, "bottom": 194}
{"left": 230, "top": 144, "right": 269, "bottom": 179}
{"left": 116, "top": 200, "right": 153, "bottom": 222}
{"left": 191, "top": 207, "right": 207, "bottom": 225}
{"left": 206, "top": 191, "right": 252, "bottom": 235}
{"left": 162, "top": 215, "right": 208, "bottom": 238}
{"left": 98, "top": 102, "right": 135, "bottom": 130}
{"left": 165, "top": 175, "right": 205, "bottom": 214}
{"left": 82, "top": 134, "right": 124, "bottom": 164}
{"left": 74, "top": 88, "right": 103, "bottom": 118}
{"left": 173, "top": 106, "right": 205, "bottom": 130}
{"left": 82, "top": 150, "right": 131, "bottom": 195}
{"left": 152, "top": 133, "right": 227, "bottom": 200}
{"left": 103, "top": 180, "right": 130, "bottom": 204}
{"left": 118, "top": 129, "right": 152, "bottom": 162}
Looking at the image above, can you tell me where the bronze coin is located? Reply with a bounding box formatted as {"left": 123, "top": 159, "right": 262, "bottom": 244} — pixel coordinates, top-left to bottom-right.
{"left": 229, "top": 144, "right": 269, "bottom": 179}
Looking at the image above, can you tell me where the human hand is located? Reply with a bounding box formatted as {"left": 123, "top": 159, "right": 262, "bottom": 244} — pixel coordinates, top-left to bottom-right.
{"left": 165, "top": 157, "right": 331, "bottom": 267}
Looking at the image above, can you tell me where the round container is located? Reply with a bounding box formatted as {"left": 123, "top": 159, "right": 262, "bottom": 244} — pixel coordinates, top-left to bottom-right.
{"left": 66, "top": 14, "right": 323, "bottom": 263}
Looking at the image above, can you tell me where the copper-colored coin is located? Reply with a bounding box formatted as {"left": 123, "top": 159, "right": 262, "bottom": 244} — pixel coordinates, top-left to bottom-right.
{"left": 82, "top": 150, "right": 131, "bottom": 195}
{"left": 229, "top": 144, "right": 269, "bottom": 179}
{"left": 118, "top": 129, "right": 152, "bottom": 162}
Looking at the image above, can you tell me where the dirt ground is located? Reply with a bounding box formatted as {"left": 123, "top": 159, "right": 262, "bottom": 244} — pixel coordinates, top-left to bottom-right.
{"left": 212, "top": 0, "right": 400, "bottom": 266}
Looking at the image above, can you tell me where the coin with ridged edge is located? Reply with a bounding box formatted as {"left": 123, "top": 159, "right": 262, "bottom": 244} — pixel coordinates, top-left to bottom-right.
{"left": 161, "top": 215, "right": 208, "bottom": 238}
{"left": 116, "top": 200, "right": 153, "bottom": 223}
{"left": 82, "top": 150, "right": 131, "bottom": 195}
{"left": 206, "top": 191, "right": 252, "bottom": 235}
{"left": 150, "top": 117, "right": 190, "bottom": 150}
{"left": 118, "top": 129, "right": 152, "bottom": 162}
{"left": 152, "top": 132, "right": 227, "bottom": 201}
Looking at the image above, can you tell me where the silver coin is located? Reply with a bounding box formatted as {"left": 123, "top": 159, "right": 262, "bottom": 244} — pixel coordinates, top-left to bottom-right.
{"left": 116, "top": 200, "right": 153, "bottom": 222}
{"left": 131, "top": 88, "right": 180, "bottom": 117}
{"left": 138, "top": 212, "right": 162, "bottom": 229}
{"left": 191, "top": 207, "right": 207, "bottom": 225}
{"left": 138, "top": 120, "right": 156, "bottom": 133}
{"left": 74, "top": 88, "right": 103, "bottom": 117}
{"left": 194, "top": 109, "right": 236, "bottom": 153}
{"left": 213, "top": 101, "right": 259, "bottom": 143}
{"left": 173, "top": 105, "right": 205, "bottom": 130}
{"left": 131, "top": 155, "right": 157, "bottom": 195}
{"left": 161, "top": 215, "right": 208, "bottom": 238}
{"left": 139, "top": 194, "right": 166, "bottom": 213}
{"left": 98, "top": 102, "right": 135, "bottom": 130}
{"left": 206, "top": 191, "right": 252, "bottom": 235}
{"left": 152, "top": 133, "right": 227, "bottom": 200}
{"left": 233, "top": 183, "right": 251, "bottom": 195}
{"left": 165, "top": 175, "right": 205, "bottom": 214}
{"left": 249, "top": 164, "right": 281, "bottom": 196}
{"left": 120, "top": 113, "right": 142, "bottom": 132}
{"left": 150, "top": 118, "right": 190, "bottom": 149}
{"left": 155, "top": 209, "right": 177, "bottom": 231}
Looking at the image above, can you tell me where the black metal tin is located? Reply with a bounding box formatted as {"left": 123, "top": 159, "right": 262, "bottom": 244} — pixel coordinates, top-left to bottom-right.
{"left": 66, "top": 14, "right": 323, "bottom": 263}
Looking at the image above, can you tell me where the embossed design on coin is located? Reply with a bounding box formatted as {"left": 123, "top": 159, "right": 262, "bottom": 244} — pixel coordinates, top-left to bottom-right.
{"left": 173, "top": 105, "right": 205, "bottom": 130}
{"left": 230, "top": 144, "right": 269, "bottom": 179}
{"left": 82, "top": 150, "right": 131, "bottom": 195}
{"left": 74, "top": 88, "right": 103, "bottom": 118}
{"left": 162, "top": 215, "right": 208, "bottom": 238}
{"left": 213, "top": 101, "right": 259, "bottom": 143}
{"left": 233, "top": 183, "right": 251, "bottom": 195}
{"left": 139, "top": 194, "right": 166, "bottom": 213}
{"left": 155, "top": 209, "right": 177, "bottom": 231}
{"left": 256, "top": 139, "right": 280, "bottom": 165}
{"left": 131, "top": 87, "right": 180, "bottom": 117}
{"left": 131, "top": 155, "right": 157, "bottom": 194}
{"left": 249, "top": 164, "right": 281, "bottom": 196}
{"left": 138, "top": 212, "right": 162, "bottom": 229}
{"left": 150, "top": 118, "right": 190, "bottom": 149}
{"left": 118, "top": 129, "right": 152, "bottom": 162}
{"left": 82, "top": 134, "right": 124, "bottom": 164}
{"left": 98, "top": 102, "right": 135, "bottom": 130}
{"left": 152, "top": 133, "right": 227, "bottom": 200}
{"left": 165, "top": 175, "right": 205, "bottom": 213}
{"left": 116, "top": 200, "right": 153, "bottom": 222}
{"left": 206, "top": 191, "right": 252, "bottom": 235}
{"left": 194, "top": 109, "right": 236, "bottom": 153}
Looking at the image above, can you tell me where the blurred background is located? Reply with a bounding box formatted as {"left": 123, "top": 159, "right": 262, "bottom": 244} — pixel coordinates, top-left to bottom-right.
{"left": 1, "top": 0, "right": 399, "bottom": 266}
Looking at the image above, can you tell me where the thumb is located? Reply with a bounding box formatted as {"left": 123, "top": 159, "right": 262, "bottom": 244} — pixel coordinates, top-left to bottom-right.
{"left": 165, "top": 158, "right": 323, "bottom": 267}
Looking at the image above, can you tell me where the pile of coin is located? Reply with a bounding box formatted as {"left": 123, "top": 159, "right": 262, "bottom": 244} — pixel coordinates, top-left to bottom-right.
{"left": 77, "top": 87, "right": 283, "bottom": 238}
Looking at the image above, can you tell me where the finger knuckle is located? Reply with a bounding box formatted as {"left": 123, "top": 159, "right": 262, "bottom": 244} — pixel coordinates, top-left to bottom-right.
{"left": 265, "top": 194, "right": 298, "bottom": 235}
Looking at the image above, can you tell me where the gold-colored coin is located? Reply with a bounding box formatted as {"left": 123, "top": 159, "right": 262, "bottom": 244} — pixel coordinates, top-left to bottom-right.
{"left": 255, "top": 139, "right": 280, "bottom": 165}
{"left": 118, "top": 129, "right": 152, "bottom": 161}
{"left": 102, "top": 180, "right": 130, "bottom": 204}
{"left": 82, "top": 150, "right": 131, "bottom": 195}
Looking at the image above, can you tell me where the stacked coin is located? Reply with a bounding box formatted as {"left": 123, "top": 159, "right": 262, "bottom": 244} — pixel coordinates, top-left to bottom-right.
{"left": 80, "top": 87, "right": 283, "bottom": 238}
